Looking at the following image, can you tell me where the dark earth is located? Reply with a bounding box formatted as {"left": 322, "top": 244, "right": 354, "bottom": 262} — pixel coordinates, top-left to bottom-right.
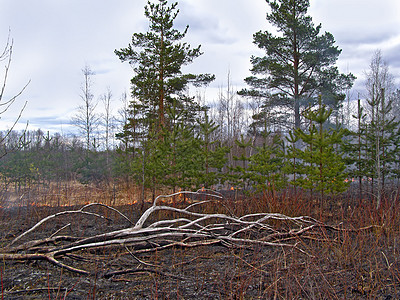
{"left": 1, "top": 195, "right": 400, "bottom": 299}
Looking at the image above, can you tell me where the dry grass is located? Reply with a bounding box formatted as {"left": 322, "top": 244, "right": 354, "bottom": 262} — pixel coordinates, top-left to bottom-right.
{"left": 1, "top": 181, "right": 400, "bottom": 299}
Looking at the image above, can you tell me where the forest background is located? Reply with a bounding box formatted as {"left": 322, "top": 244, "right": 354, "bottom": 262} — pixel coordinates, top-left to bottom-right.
{"left": 1, "top": 0, "right": 400, "bottom": 211}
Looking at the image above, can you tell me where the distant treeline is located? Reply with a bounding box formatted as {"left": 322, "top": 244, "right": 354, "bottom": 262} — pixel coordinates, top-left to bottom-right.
{"left": 1, "top": 91, "right": 400, "bottom": 209}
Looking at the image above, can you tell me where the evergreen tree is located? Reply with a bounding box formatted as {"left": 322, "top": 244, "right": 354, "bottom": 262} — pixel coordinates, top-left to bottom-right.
{"left": 362, "top": 51, "right": 399, "bottom": 208}
{"left": 230, "top": 135, "right": 253, "bottom": 190}
{"left": 284, "top": 131, "right": 301, "bottom": 194}
{"left": 247, "top": 132, "right": 287, "bottom": 195}
{"left": 291, "top": 96, "right": 349, "bottom": 203}
{"left": 343, "top": 98, "right": 369, "bottom": 199}
{"left": 114, "top": 97, "right": 150, "bottom": 197}
{"left": 114, "top": 0, "right": 215, "bottom": 196}
{"left": 115, "top": 0, "right": 214, "bottom": 133}
{"left": 239, "top": 0, "right": 355, "bottom": 130}
{"left": 364, "top": 89, "right": 399, "bottom": 208}
{"left": 154, "top": 106, "right": 229, "bottom": 193}
{"left": 196, "top": 109, "right": 229, "bottom": 188}
{"left": 156, "top": 101, "right": 201, "bottom": 192}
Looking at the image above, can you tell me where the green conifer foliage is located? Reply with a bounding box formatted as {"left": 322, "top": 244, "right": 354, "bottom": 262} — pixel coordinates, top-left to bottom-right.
{"left": 363, "top": 89, "right": 400, "bottom": 207}
{"left": 196, "top": 110, "right": 229, "bottom": 189}
{"left": 239, "top": 0, "right": 355, "bottom": 130}
{"left": 114, "top": 0, "right": 215, "bottom": 194}
{"left": 115, "top": 0, "right": 214, "bottom": 133}
{"left": 154, "top": 101, "right": 201, "bottom": 191}
{"left": 230, "top": 135, "right": 253, "bottom": 190}
{"left": 284, "top": 131, "right": 301, "bottom": 192}
{"left": 343, "top": 98, "right": 369, "bottom": 198}
{"left": 247, "top": 133, "right": 287, "bottom": 195}
{"left": 291, "top": 96, "right": 349, "bottom": 201}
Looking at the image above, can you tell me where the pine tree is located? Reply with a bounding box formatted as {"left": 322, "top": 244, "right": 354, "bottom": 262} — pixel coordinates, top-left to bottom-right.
{"left": 292, "top": 96, "right": 349, "bottom": 204}
{"left": 115, "top": 0, "right": 214, "bottom": 133}
{"left": 114, "top": 97, "right": 149, "bottom": 195}
{"left": 239, "top": 0, "right": 355, "bottom": 130}
{"left": 156, "top": 101, "right": 201, "bottom": 193}
{"left": 114, "top": 0, "right": 215, "bottom": 198}
{"left": 230, "top": 135, "right": 253, "bottom": 190}
{"left": 364, "top": 89, "right": 399, "bottom": 208}
{"left": 247, "top": 132, "right": 287, "bottom": 196}
{"left": 343, "top": 98, "right": 368, "bottom": 199}
{"left": 284, "top": 131, "right": 301, "bottom": 196}
{"left": 196, "top": 109, "right": 229, "bottom": 189}
{"left": 362, "top": 51, "right": 399, "bottom": 208}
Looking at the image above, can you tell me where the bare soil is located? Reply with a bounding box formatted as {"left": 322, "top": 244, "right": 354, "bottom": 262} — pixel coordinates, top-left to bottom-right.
{"left": 1, "top": 189, "right": 400, "bottom": 299}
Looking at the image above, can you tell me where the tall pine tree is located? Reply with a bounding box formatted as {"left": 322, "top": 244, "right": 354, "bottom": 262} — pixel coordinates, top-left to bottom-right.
{"left": 115, "top": 0, "right": 214, "bottom": 133}
{"left": 114, "top": 0, "right": 215, "bottom": 196}
{"left": 239, "top": 0, "right": 355, "bottom": 130}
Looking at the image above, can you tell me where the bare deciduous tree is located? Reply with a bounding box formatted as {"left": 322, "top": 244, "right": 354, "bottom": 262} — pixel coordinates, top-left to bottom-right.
{"left": 100, "top": 87, "right": 114, "bottom": 152}
{"left": 391, "top": 89, "right": 400, "bottom": 123}
{"left": 213, "top": 72, "right": 247, "bottom": 168}
{"left": 0, "top": 31, "right": 29, "bottom": 159}
{"left": 365, "top": 50, "right": 395, "bottom": 121}
{"left": 364, "top": 50, "right": 397, "bottom": 208}
{"left": 71, "top": 65, "right": 99, "bottom": 151}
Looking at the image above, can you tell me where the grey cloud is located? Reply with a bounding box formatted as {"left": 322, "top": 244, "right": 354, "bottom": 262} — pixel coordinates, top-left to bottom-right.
{"left": 27, "top": 115, "right": 70, "bottom": 127}
{"left": 2, "top": 0, "right": 400, "bottom": 132}
{"left": 176, "top": 4, "right": 237, "bottom": 45}
{"left": 336, "top": 29, "right": 398, "bottom": 46}
{"left": 385, "top": 43, "right": 400, "bottom": 68}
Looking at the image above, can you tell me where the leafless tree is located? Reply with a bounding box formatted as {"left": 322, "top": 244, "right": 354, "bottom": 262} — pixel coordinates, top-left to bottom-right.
{"left": 365, "top": 50, "right": 395, "bottom": 121}
{"left": 100, "top": 87, "right": 114, "bottom": 152}
{"left": 0, "top": 31, "right": 29, "bottom": 159}
{"left": 391, "top": 89, "right": 400, "bottom": 123}
{"left": 364, "top": 50, "right": 396, "bottom": 208}
{"left": 71, "top": 65, "right": 99, "bottom": 151}
{"left": 213, "top": 72, "right": 247, "bottom": 167}
{"left": 117, "top": 91, "right": 130, "bottom": 139}
{"left": 218, "top": 72, "right": 245, "bottom": 141}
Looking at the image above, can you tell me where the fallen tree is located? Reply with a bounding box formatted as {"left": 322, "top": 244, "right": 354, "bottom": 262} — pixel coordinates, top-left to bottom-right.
{"left": 0, "top": 190, "right": 374, "bottom": 278}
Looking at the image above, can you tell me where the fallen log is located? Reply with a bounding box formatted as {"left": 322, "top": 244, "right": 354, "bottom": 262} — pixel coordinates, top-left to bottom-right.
{"left": 0, "top": 190, "right": 338, "bottom": 277}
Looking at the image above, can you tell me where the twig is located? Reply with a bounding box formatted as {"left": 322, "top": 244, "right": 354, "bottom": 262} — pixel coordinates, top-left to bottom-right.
{"left": 3, "top": 288, "right": 68, "bottom": 296}
{"left": 8, "top": 209, "right": 109, "bottom": 247}
{"left": 124, "top": 245, "right": 159, "bottom": 268}
{"left": 103, "top": 268, "right": 186, "bottom": 280}
{"left": 233, "top": 253, "right": 270, "bottom": 276}
{"left": 49, "top": 223, "right": 71, "bottom": 238}
{"left": 81, "top": 203, "right": 133, "bottom": 225}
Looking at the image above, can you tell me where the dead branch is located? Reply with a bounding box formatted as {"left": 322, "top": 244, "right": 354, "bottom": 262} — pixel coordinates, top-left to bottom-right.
{"left": 103, "top": 268, "right": 186, "bottom": 280}
{"left": 0, "top": 190, "right": 343, "bottom": 278}
{"left": 7, "top": 207, "right": 112, "bottom": 247}
{"left": 80, "top": 203, "right": 133, "bottom": 225}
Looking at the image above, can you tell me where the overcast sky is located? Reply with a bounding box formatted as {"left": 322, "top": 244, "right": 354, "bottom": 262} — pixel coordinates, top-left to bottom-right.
{"left": 1, "top": 0, "right": 400, "bottom": 133}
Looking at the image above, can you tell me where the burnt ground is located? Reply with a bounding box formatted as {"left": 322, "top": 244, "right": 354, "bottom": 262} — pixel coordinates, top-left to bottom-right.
{"left": 1, "top": 201, "right": 400, "bottom": 299}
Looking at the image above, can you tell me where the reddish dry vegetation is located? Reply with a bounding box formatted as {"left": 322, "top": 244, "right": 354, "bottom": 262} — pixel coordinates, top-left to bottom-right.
{"left": 0, "top": 182, "right": 400, "bottom": 299}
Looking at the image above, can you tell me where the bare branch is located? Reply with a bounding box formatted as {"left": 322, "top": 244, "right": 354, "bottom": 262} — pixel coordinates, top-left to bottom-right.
{"left": 0, "top": 190, "right": 356, "bottom": 279}
{"left": 7, "top": 205, "right": 111, "bottom": 247}
{"left": 0, "top": 32, "right": 30, "bottom": 159}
